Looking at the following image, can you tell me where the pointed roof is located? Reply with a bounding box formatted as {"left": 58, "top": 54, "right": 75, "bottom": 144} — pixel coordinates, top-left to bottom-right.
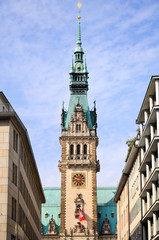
{"left": 75, "top": 18, "right": 83, "bottom": 53}
{"left": 62, "top": 14, "right": 96, "bottom": 131}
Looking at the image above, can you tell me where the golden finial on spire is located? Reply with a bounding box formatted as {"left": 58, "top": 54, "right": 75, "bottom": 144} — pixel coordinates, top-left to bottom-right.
{"left": 77, "top": 2, "right": 82, "bottom": 19}
{"left": 77, "top": 2, "right": 82, "bottom": 9}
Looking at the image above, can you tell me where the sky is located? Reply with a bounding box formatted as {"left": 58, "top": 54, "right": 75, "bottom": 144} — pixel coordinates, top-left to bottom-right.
{"left": 0, "top": 0, "right": 159, "bottom": 187}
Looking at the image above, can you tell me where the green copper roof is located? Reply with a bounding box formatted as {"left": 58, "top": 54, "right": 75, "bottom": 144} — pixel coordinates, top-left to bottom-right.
{"left": 41, "top": 188, "right": 61, "bottom": 234}
{"left": 61, "top": 18, "right": 97, "bottom": 131}
{"left": 41, "top": 187, "right": 117, "bottom": 235}
{"left": 64, "top": 94, "right": 93, "bottom": 129}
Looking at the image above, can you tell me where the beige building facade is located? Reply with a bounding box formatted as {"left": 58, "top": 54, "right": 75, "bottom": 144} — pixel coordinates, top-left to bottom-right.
{"left": 114, "top": 140, "right": 142, "bottom": 240}
{"left": 0, "top": 92, "right": 45, "bottom": 240}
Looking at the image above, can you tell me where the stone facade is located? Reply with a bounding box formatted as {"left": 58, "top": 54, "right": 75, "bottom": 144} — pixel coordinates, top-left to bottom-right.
{"left": 59, "top": 104, "right": 99, "bottom": 239}
{"left": 136, "top": 76, "right": 159, "bottom": 240}
{"left": 42, "top": 14, "right": 117, "bottom": 240}
{"left": 114, "top": 140, "right": 141, "bottom": 240}
{"left": 0, "top": 92, "right": 45, "bottom": 240}
{"left": 114, "top": 74, "right": 159, "bottom": 240}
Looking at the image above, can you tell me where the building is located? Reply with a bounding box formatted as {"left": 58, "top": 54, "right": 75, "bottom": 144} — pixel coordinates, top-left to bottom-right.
{"left": 58, "top": 13, "right": 99, "bottom": 240}
{"left": 136, "top": 76, "right": 159, "bottom": 240}
{"left": 41, "top": 11, "right": 117, "bottom": 240}
{"left": 0, "top": 92, "right": 45, "bottom": 240}
{"left": 114, "top": 139, "right": 141, "bottom": 240}
{"left": 41, "top": 187, "right": 117, "bottom": 240}
{"left": 114, "top": 75, "right": 159, "bottom": 240}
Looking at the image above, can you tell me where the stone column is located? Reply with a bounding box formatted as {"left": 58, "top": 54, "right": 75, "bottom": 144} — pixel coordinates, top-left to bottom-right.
{"left": 152, "top": 182, "right": 157, "bottom": 204}
{"left": 150, "top": 124, "right": 154, "bottom": 141}
{"left": 155, "top": 79, "right": 159, "bottom": 105}
{"left": 146, "top": 163, "right": 150, "bottom": 181}
{"left": 147, "top": 191, "right": 151, "bottom": 210}
{"left": 151, "top": 152, "right": 156, "bottom": 171}
{"left": 156, "top": 110, "right": 159, "bottom": 136}
{"left": 147, "top": 219, "right": 151, "bottom": 240}
{"left": 145, "top": 136, "right": 149, "bottom": 151}
{"left": 140, "top": 123, "right": 143, "bottom": 135}
{"left": 149, "top": 95, "right": 154, "bottom": 112}
{"left": 141, "top": 172, "right": 145, "bottom": 189}
{"left": 142, "top": 198, "right": 146, "bottom": 216}
{"left": 153, "top": 212, "right": 157, "bottom": 236}
{"left": 157, "top": 142, "right": 159, "bottom": 167}
{"left": 157, "top": 175, "right": 159, "bottom": 199}
{"left": 143, "top": 224, "right": 147, "bottom": 240}
{"left": 144, "top": 110, "right": 149, "bottom": 123}
{"left": 141, "top": 147, "right": 144, "bottom": 162}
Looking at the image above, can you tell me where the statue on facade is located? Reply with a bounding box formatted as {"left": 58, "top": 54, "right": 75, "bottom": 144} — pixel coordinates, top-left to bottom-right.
{"left": 102, "top": 214, "right": 111, "bottom": 234}
{"left": 47, "top": 215, "right": 57, "bottom": 235}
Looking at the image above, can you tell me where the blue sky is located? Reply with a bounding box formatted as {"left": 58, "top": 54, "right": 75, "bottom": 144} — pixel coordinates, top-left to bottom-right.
{"left": 0, "top": 0, "right": 159, "bottom": 187}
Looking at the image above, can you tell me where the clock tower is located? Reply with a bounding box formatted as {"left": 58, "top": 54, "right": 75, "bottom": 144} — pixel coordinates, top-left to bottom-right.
{"left": 58, "top": 11, "right": 100, "bottom": 240}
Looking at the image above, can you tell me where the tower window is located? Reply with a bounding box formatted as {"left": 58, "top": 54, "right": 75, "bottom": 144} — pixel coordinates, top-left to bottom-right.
{"left": 76, "top": 124, "right": 81, "bottom": 132}
{"left": 111, "top": 212, "right": 114, "bottom": 218}
{"left": 70, "top": 144, "right": 74, "bottom": 155}
{"left": 77, "top": 144, "right": 80, "bottom": 155}
{"left": 84, "top": 144, "right": 87, "bottom": 155}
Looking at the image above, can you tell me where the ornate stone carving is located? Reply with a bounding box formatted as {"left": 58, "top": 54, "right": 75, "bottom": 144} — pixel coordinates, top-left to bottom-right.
{"left": 47, "top": 215, "right": 57, "bottom": 235}
{"left": 73, "top": 222, "right": 85, "bottom": 233}
{"left": 74, "top": 193, "right": 84, "bottom": 218}
{"left": 102, "top": 214, "right": 111, "bottom": 234}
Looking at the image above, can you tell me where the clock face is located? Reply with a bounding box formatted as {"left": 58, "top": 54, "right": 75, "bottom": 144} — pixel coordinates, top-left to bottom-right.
{"left": 71, "top": 172, "right": 86, "bottom": 187}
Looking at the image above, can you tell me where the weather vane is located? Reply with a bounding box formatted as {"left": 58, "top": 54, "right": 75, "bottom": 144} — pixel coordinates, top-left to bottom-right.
{"left": 77, "top": 2, "right": 82, "bottom": 20}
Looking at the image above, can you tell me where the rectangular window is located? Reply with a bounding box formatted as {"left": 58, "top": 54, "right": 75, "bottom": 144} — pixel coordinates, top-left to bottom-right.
{"left": 13, "top": 130, "right": 18, "bottom": 153}
{"left": 11, "top": 235, "right": 15, "bottom": 240}
{"left": 12, "top": 197, "right": 16, "bottom": 221}
{"left": 12, "top": 163, "right": 17, "bottom": 186}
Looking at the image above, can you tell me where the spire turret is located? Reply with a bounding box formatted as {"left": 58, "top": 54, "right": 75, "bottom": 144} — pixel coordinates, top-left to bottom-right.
{"left": 62, "top": 2, "right": 96, "bottom": 132}
{"left": 75, "top": 19, "right": 83, "bottom": 54}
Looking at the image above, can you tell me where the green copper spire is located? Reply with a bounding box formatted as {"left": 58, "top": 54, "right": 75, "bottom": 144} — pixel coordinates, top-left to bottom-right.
{"left": 84, "top": 55, "right": 88, "bottom": 73}
{"left": 70, "top": 55, "right": 75, "bottom": 73}
{"left": 61, "top": 5, "right": 96, "bottom": 131}
{"left": 76, "top": 19, "right": 82, "bottom": 47}
{"left": 75, "top": 18, "right": 83, "bottom": 57}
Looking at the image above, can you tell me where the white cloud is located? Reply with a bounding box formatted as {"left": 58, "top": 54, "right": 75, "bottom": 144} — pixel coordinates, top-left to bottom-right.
{"left": 0, "top": 0, "right": 159, "bottom": 187}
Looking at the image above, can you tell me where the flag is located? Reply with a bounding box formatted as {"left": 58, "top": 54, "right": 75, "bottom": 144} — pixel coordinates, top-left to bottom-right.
{"left": 79, "top": 208, "right": 86, "bottom": 221}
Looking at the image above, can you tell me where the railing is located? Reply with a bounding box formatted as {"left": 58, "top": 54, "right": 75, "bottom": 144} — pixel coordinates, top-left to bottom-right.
{"left": 68, "top": 154, "right": 91, "bottom": 160}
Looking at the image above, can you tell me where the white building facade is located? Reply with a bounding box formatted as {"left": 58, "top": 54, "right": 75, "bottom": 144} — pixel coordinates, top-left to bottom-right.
{"left": 136, "top": 76, "right": 159, "bottom": 240}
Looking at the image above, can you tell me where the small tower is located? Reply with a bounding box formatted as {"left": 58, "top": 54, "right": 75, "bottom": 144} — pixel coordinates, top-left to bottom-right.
{"left": 58, "top": 3, "right": 100, "bottom": 240}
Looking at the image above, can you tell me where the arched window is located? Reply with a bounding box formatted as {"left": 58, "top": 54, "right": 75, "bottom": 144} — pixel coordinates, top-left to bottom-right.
{"left": 70, "top": 145, "right": 74, "bottom": 155}
{"left": 84, "top": 144, "right": 87, "bottom": 155}
{"left": 77, "top": 144, "right": 80, "bottom": 155}
{"left": 79, "top": 124, "right": 81, "bottom": 131}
